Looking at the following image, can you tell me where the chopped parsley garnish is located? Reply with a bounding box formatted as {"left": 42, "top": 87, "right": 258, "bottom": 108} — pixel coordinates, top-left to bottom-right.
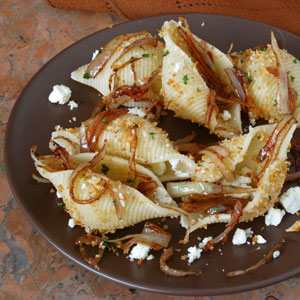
{"left": 268, "top": 196, "right": 272, "bottom": 201}
{"left": 281, "top": 238, "right": 286, "bottom": 243}
{"left": 259, "top": 47, "right": 267, "bottom": 52}
{"left": 163, "top": 50, "right": 169, "bottom": 56}
{"left": 102, "top": 117, "right": 109, "bottom": 124}
{"left": 84, "top": 176, "right": 88, "bottom": 181}
{"left": 126, "top": 179, "right": 134, "bottom": 183}
{"left": 70, "top": 276, "right": 75, "bottom": 281}
{"left": 297, "top": 103, "right": 300, "bottom": 108}
{"left": 149, "top": 132, "right": 156, "bottom": 139}
{"left": 142, "top": 53, "right": 150, "bottom": 58}
{"left": 233, "top": 64, "right": 237, "bottom": 69}
{"left": 287, "top": 71, "right": 291, "bottom": 74}
{"left": 291, "top": 75, "right": 295, "bottom": 82}
{"left": 101, "top": 164, "right": 109, "bottom": 175}
{"left": 34, "top": 151, "right": 40, "bottom": 157}
{"left": 57, "top": 202, "right": 65, "bottom": 211}
{"left": 211, "top": 207, "right": 219, "bottom": 212}
{"left": 139, "top": 45, "right": 145, "bottom": 50}
{"left": 83, "top": 72, "right": 91, "bottom": 79}
{"left": 273, "top": 99, "right": 278, "bottom": 107}
{"left": 130, "top": 56, "right": 135, "bottom": 62}
{"left": 293, "top": 58, "right": 298, "bottom": 63}
{"left": 113, "top": 68, "right": 118, "bottom": 72}
{"left": 247, "top": 74, "right": 253, "bottom": 84}
{"left": 113, "top": 200, "right": 118, "bottom": 206}
{"left": 183, "top": 74, "right": 189, "bottom": 85}
{"left": 197, "top": 88, "right": 200, "bottom": 92}
{"left": 102, "top": 238, "right": 117, "bottom": 250}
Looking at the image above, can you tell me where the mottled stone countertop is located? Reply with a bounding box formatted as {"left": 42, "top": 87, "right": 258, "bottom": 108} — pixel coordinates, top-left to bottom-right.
{"left": 1, "top": 1, "right": 300, "bottom": 299}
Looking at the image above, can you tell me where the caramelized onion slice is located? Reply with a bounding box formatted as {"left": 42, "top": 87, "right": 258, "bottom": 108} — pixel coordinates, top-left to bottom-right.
{"left": 204, "top": 200, "right": 243, "bottom": 251}
{"left": 86, "top": 108, "right": 128, "bottom": 151}
{"left": 174, "top": 132, "right": 196, "bottom": 145}
{"left": 160, "top": 247, "right": 202, "bottom": 276}
{"left": 138, "top": 180, "right": 158, "bottom": 194}
{"left": 111, "top": 222, "right": 171, "bottom": 253}
{"left": 75, "top": 234, "right": 104, "bottom": 271}
{"left": 271, "top": 31, "right": 290, "bottom": 115}
{"left": 199, "top": 149, "right": 235, "bottom": 182}
{"left": 31, "top": 173, "right": 50, "bottom": 184}
{"left": 225, "top": 68, "right": 246, "bottom": 102}
{"left": 258, "top": 116, "right": 295, "bottom": 162}
{"left": 86, "top": 31, "right": 148, "bottom": 78}
{"left": 227, "top": 239, "right": 287, "bottom": 277}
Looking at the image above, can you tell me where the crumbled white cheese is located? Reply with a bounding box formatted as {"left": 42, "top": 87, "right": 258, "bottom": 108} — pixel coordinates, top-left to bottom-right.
{"left": 222, "top": 110, "right": 231, "bottom": 121}
{"left": 279, "top": 186, "right": 300, "bottom": 214}
{"left": 265, "top": 207, "right": 285, "bottom": 226}
{"left": 253, "top": 234, "right": 267, "bottom": 244}
{"left": 91, "top": 49, "right": 99, "bottom": 61}
{"left": 223, "top": 176, "right": 251, "bottom": 188}
{"left": 68, "top": 218, "right": 75, "bottom": 228}
{"left": 48, "top": 85, "right": 71, "bottom": 104}
{"left": 146, "top": 254, "right": 154, "bottom": 261}
{"left": 129, "top": 243, "right": 150, "bottom": 261}
{"left": 128, "top": 108, "right": 146, "bottom": 118}
{"left": 187, "top": 246, "right": 202, "bottom": 264}
{"left": 199, "top": 236, "right": 213, "bottom": 248}
{"left": 56, "top": 191, "right": 62, "bottom": 198}
{"left": 273, "top": 250, "right": 280, "bottom": 259}
{"left": 249, "top": 119, "right": 256, "bottom": 127}
{"left": 232, "top": 228, "right": 253, "bottom": 245}
{"left": 201, "top": 22, "right": 205, "bottom": 27}
{"left": 68, "top": 100, "right": 79, "bottom": 110}
{"left": 72, "top": 117, "right": 77, "bottom": 122}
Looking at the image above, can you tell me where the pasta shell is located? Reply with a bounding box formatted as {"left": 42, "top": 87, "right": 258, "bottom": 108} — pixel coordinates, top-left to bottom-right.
{"left": 184, "top": 122, "right": 297, "bottom": 232}
{"left": 71, "top": 32, "right": 163, "bottom": 96}
{"left": 160, "top": 20, "right": 241, "bottom": 138}
{"left": 34, "top": 154, "right": 180, "bottom": 233}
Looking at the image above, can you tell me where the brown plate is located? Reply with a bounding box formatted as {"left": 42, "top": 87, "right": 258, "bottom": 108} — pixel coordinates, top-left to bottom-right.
{"left": 4, "top": 14, "right": 300, "bottom": 296}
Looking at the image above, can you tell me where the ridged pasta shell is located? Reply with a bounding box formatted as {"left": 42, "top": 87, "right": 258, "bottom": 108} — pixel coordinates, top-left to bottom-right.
{"left": 71, "top": 32, "right": 163, "bottom": 96}
{"left": 189, "top": 122, "right": 296, "bottom": 232}
{"left": 34, "top": 154, "right": 180, "bottom": 233}
{"left": 50, "top": 113, "right": 197, "bottom": 181}
{"left": 160, "top": 20, "right": 241, "bottom": 138}
{"left": 240, "top": 46, "right": 300, "bottom": 124}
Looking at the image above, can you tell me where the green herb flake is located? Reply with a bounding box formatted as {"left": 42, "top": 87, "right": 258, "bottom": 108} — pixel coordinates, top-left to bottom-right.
{"left": 281, "top": 238, "right": 286, "bottom": 243}
{"left": 268, "top": 196, "right": 272, "bottom": 201}
{"left": 142, "top": 53, "right": 150, "bottom": 58}
{"left": 83, "top": 72, "right": 91, "bottom": 79}
{"left": 259, "top": 47, "right": 267, "bottom": 52}
{"left": 34, "top": 151, "right": 40, "bottom": 157}
{"left": 293, "top": 58, "right": 298, "bottom": 64}
{"left": 57, "top": 202, "right": 65, "bottom": 211}
{"left": 102, "top": 238, "right": 117, "bottom": 250}
{"left": 102, "top": 117, "right": 109, "bottom": 124}
{"left": 126, "top": 179, "right": 134, "bottom": 184}
{"left": 101, "top": 164, "right": 109, "bottom": 175}
{"left": 287, "top": 71, "right": 291, "bottom": 74}
{"left": 297, "top": 103, "right": 300, "bottom": 108}
{"left": 163, "top": 50, "right": 169, "bottom": 57}
{"left": 113, "top": 68, "right": 118, "bottom": 72}
{"left": 233, "top": 64, "right": 237, "bottom": 69}
{"left": 247, "top": 74, "right": 253, "bottom": 85}
{"left": 130, "top": 56, "right": 135, "bottom": 62}
{"left": 70, "top": 276, "right": 75, "bottom": 281}
{"left": 84, "top": 176, "right": 89, "bottom": 181}
{"left": 197, "top": 88, "right": 200, "bottom": 93}
{"left": 212, "top": 207, "right": 218, "bottom": 212}
{"left": 149, "top": 132, "right": 156, "bottom": 139}
{"left": 291, "top": 75, "right": 295, "bottom": 82}
{"left": 139, "top": 45, "right": 145, "bottom": 50}
{"left": 113, "top": 200, "right": 118, "bottom": 206}
{"left": 183, "top": 74, "right": 189, "bottom": 85}
{"left": 273, "top": 99, "right": 278, "bottom": 107}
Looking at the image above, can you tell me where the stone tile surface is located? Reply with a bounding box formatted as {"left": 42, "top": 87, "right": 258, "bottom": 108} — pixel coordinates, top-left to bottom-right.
{"left": 0, "top": 0, "right": 300, "bottom": 299}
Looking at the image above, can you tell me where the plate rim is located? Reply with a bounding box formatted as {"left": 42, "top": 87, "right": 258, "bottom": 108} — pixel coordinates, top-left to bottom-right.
{"left": 4, "top": 13, "right": 300, "bottom": 296}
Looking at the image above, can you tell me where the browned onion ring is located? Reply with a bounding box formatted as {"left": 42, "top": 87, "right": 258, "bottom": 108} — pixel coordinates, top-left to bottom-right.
{"left": 204, "top": 200, "right": 243, "bottom": 251}
{"left": 160, "top": 247, "right": 202, "bottom": 277}
{"left": 75, "top": 234, "right": 104, "bottom": 271}
{"left": 227, "top": 239, "right": 287, "bottom": 277}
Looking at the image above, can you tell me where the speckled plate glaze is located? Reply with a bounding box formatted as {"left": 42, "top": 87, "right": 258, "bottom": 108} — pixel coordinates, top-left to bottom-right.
{"left": 4, "top": 14, "right": 300, "bottom": 296}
